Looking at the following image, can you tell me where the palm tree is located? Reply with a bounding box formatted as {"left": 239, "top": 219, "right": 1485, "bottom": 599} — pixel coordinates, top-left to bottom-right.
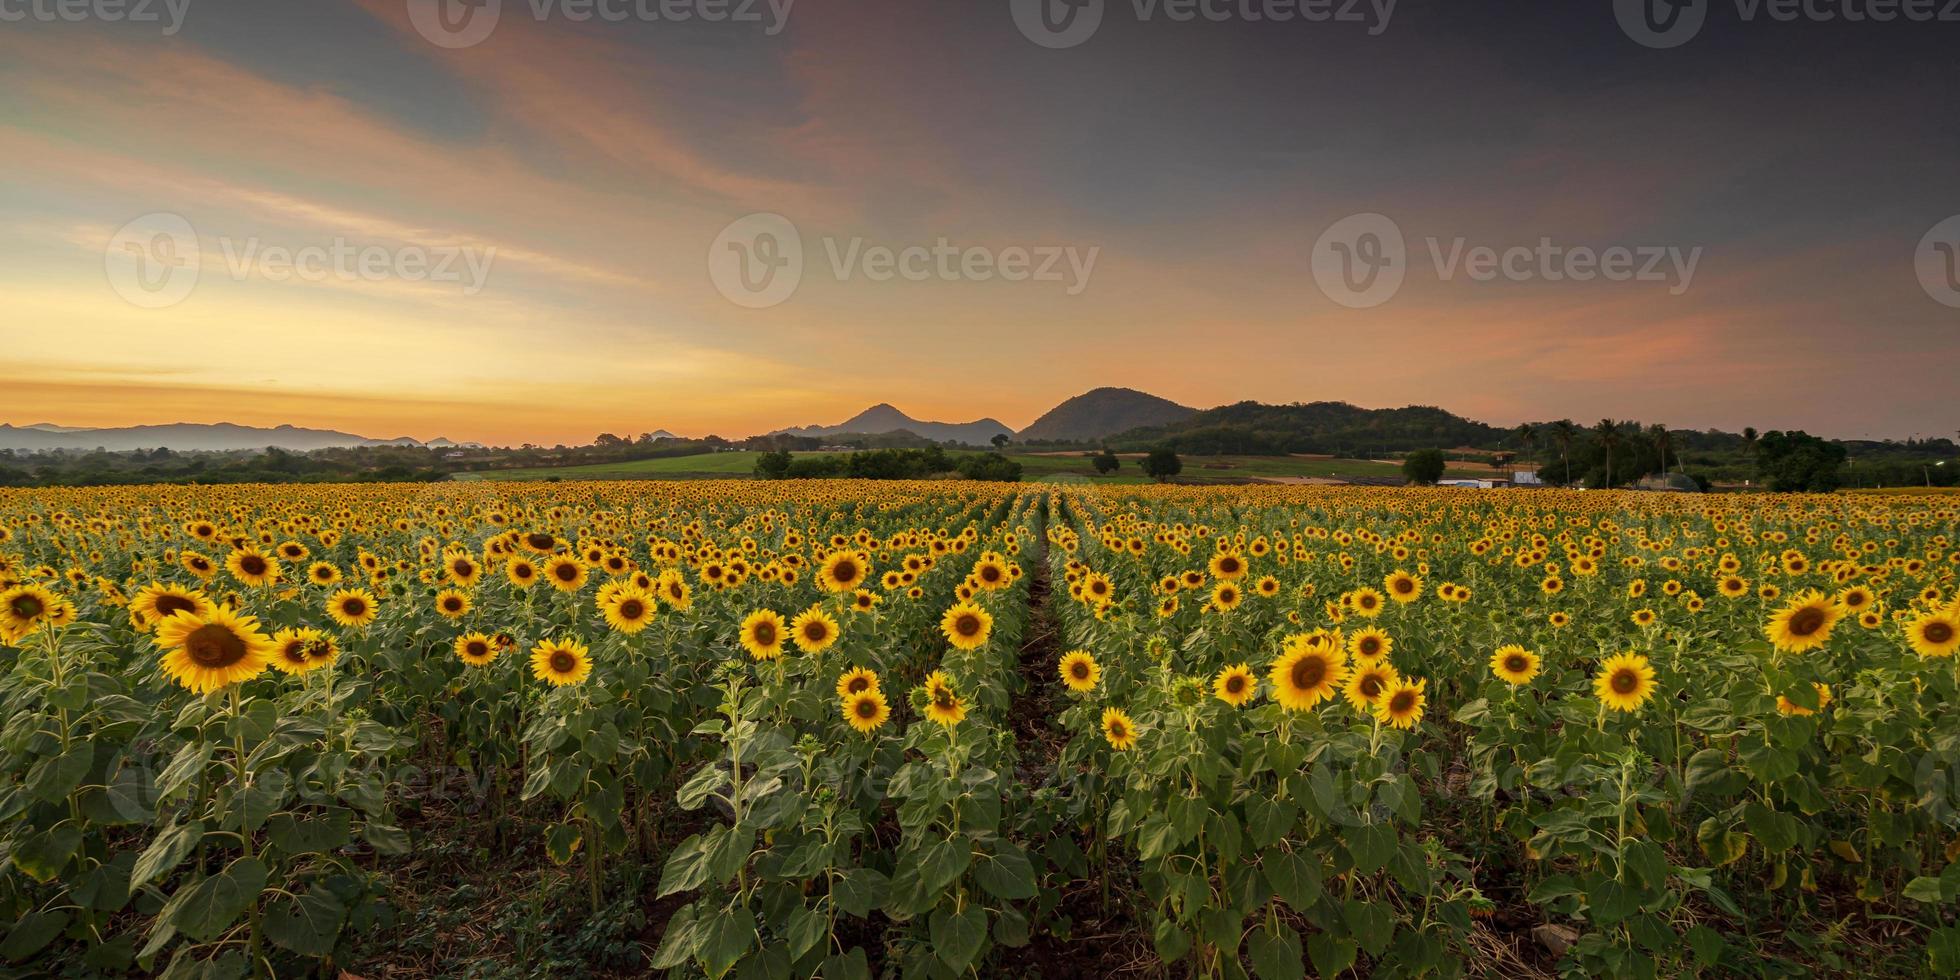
{"left": 1595, "top": 419, "right": 1623, "bottom": 489}
{"left": 1649, "top": 423, "right": 1672, "bottom": 478}
{"left": 1549, "top": 419, "right": 1577, "bottom": 486}
{"left": 1513, "top": 422, "right": 1538, "bottom": 474}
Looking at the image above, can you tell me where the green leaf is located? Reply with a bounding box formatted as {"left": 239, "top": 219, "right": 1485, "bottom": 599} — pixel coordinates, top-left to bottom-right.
{"left": 695, "top": 906, "right": 755, "bottom": 979}
{"left": 157, "top": 741, "right": 213, "bottom": 801}
{"left": 1588, "top": 878, "right": 1637, "bottom": 925}
{"left": 2, "top": 910, "right": 69, "bottom": 963}
{"left": 1686, "top": 924, "right": 1724, "bottom": 968}
{"left": 363, "top": 822, "right": 411, "bottom": 856}
{"left": 704, "top": 824, "right": 754, "bottom": 886}
{"left": 266, "top": 809, "right": 350, "bottom": 856}
{"left": 546, "top": 822, "right": 582, "bottom": 864}
{"left": 1743, "top": 803, "right": 1798, "bottom": 853}
{"left": 132, "top": 823, "right": 200, "bottom": 893}
{"left": 1344, "top": 898, "right": 1394, "bottom": 955}
{"left": 1152, "top": 917, "right": 1191, "bottom": 963}
{"left": 1262, "top": 848, "right": 1322, "bottom": 912}
{"left": 930, "top": 905, "right": 987, "bottom": 971}
{"left": 832, "top": 868, "right": 887, "bottom": 918}
{"left": 1345, "top": 822, "right": 1395, "bottom": 874}
{"left": 650, "top": 903, "right": 701, "bottom": 969}
{"left": 1247, "top": 921, "right": 1305, "bottom": 980}
{"left": 1904, "top": 876, "right": 1945, "bottom": 904}
{"left": 26, "top": 743, "right": 92, "bottom": 804}
{"left": 920, "top": 836, "right": 973, "bottom": 894}
{"left": 1307, "top": 933, "right": 1357, "bottom": 977}
{"left": 658, "top": 834, "right": 710, "bottom": 898}
{"left": 167, "top": 857, "right": 268, "bottom": 942}
{"left": 263, "top": 887, "right": 348, "bottom": 957}
{"left": 783, "top": 905, "right": 826, "bottom": 960}
{"left": 11, "top": 823, "right": 83, "bottom": 882}
{"left": 976, "top": 843, "right": 1038, "bottom": 900}
{"left": 822, "top": 948, "right": 871, "bottom": 980}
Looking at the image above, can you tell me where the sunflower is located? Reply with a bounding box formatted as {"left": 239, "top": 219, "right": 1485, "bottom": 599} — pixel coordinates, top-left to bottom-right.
{"left": 1348, "top": 587, "right": 1384, "bottom": 618}
{"left": 1270, "top": 637, "right": 1348, "bottom": 712}
{"left": 601, "top": 587, "right": 657, "bottom": 635}
{"left": 940, "top": 601, "right": 992, "bottom": 650}
{"left": 1837, "top": 585, "right": 1875, "bottom": 612}
{"left": 1157, "top": 596, "right": 1180, "bottom": 618}
{"left": 792, "top": 607, "right": 840, "bottom": 654}
{"left": 530, "top": 638, "right": 592, "bottom": 686}
{"left": 180, "top": 551, "right": 218, "bottom": 580}
{"left": 154, "top": 605, "right": 276, "bottom": 694}
{"left": 1349, "top": 627, "right": 1392, "bottom": 663}
{"left": 307, "top": 562, "right": 342, "bottom": 586}
{"left": 1717, "top": 575, "right": 1748, "bottom": 599}
{"left": 520, "top": 531, "right": 558, "bottom": 555}
{"left": 434, "top": 589, "right": 472, "bottom": 620}
{"left": 225, "top": 546, "right": 279, "bottom": 587}
{"left": 922, "top": 670, "right": 966, "bottom": 727}
{"left": 970, "top": 554, "right": 1011, "bottom": 591}
{"left": 455, "top": 631, "right": 499, "bottom": 666}
{"left": 1489, "top": 645, "right": 1540, "bottom": 686}
{"left": 658, "top": 571, "right": 693, "bottom": 611}
{"left": 130, "top": 583, "right": 214, "bottom": 632}
{"left": 1211, "top": 581, "right": 1242, "bottom": 611}
{"left": 1374, "top": 677, "right": 1426, "bottom": 729}
{"left": 444, "top": 552, "right": 482, "bottom": 587}
{"left": 818, "top": 551, "right": 870, "bottom": 593}
{"left": 739, "top": 609, "right": 786, "bottom": 660}
{"left": 1344, "top": 659, "right": 1401, "bottom": 712}
{"left": 544, "top": 556, "right": 588, "bottom": 593}
{"left": 1548, "top": 611, "right": 1571, "bottom": 628}
{"left": 842, "top": 689, "right": 890, "bottom": 734}
{"left": 850, "top": 589, "right": 880, "bottom": 612}
{"left": 1209, "top": 552, "right": 1247, "bottom": 581}
{"left": 1764, "top": 590, "right": 1845, "bottom": 654}
{"left": 1776, "top": 682, "right": 1834, "bottom": 717}
{"left": 326, "top": 588, "right": 379, "bottom": 629}
{"left": 1593, "top": 652, "right": 1656, "bottom": 712}
{"left": 269, "top": 627, "right": 332, "bottom": 675}
{"left": 1630, "top": 608, "right": 1656, "bottom": 628}
{"left": 1214, "top": 663, "right": 1257, "bottom": 707}
{"left": 1383, "top": 570, "right": 1422, "bottom": 604}
{"left": 1905, "top": 610, "right": 1960, "bottom": 659}
{"left": 506, "top": 557, "right": 540, "bottom": 589}
{"left": 836, "top": 666, "right": 880, "bottom": 698}
{"left": 1101, "top": 707, "right": 1138, "bottom": 751}
{"left": 1058, "top": 650, "right": 1100, "bottom": 693}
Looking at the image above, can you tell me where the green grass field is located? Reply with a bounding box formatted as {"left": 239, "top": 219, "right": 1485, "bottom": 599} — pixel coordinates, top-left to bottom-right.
{"left": 459, "top": 451, "right": 1505, "bottom": 484}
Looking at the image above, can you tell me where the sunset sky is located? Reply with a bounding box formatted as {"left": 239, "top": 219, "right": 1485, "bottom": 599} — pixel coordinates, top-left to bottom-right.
{"left": 3, "top": 0, "right": 1957, "bottom": 446}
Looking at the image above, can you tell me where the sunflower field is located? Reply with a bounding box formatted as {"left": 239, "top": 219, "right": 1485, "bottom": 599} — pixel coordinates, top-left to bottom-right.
{"left": 1, "top": 482, "right": 1958, "bottom": 978}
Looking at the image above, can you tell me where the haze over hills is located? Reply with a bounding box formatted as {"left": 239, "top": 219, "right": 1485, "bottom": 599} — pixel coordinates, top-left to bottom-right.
{"left": 771, "top": 404, "right": 1013, "bottom": 446}
{"left": 1017, "top": 387, "right": 1197, "bottom": 442}
{"left": 0, "top": 423, "right": 479, "bottom": 453}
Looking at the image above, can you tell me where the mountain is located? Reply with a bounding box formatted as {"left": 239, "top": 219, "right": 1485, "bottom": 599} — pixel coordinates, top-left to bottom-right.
{"left": 0, "top": 422, "right": 428, "bottom": 453}
{"left": 1018, "top": 387, "right": 1197, "bottom": 442}
{"left": 772, "top": 404, "right": 1013, "bottom": 446}
{"left": 1108, "top": 401, "right": 1508, "bottom": 456}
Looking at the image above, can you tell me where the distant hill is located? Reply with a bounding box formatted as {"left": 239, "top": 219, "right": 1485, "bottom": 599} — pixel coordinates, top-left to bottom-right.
{"left": 0, "top": 423, "right": 429, "bottom": 453}
{"left": 773, "top": 404, "right": 1012, "bottom": 446}
{"left": 1018, "top": 387, "right": 1197, "bottom": 443}
{"left": 1108, "top": 401, "right": 1508, "bottom": 456}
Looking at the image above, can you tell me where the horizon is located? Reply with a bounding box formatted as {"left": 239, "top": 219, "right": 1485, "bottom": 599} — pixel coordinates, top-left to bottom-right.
{"left": 5, "top": 1, "right": 1957, "bottom": 446}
